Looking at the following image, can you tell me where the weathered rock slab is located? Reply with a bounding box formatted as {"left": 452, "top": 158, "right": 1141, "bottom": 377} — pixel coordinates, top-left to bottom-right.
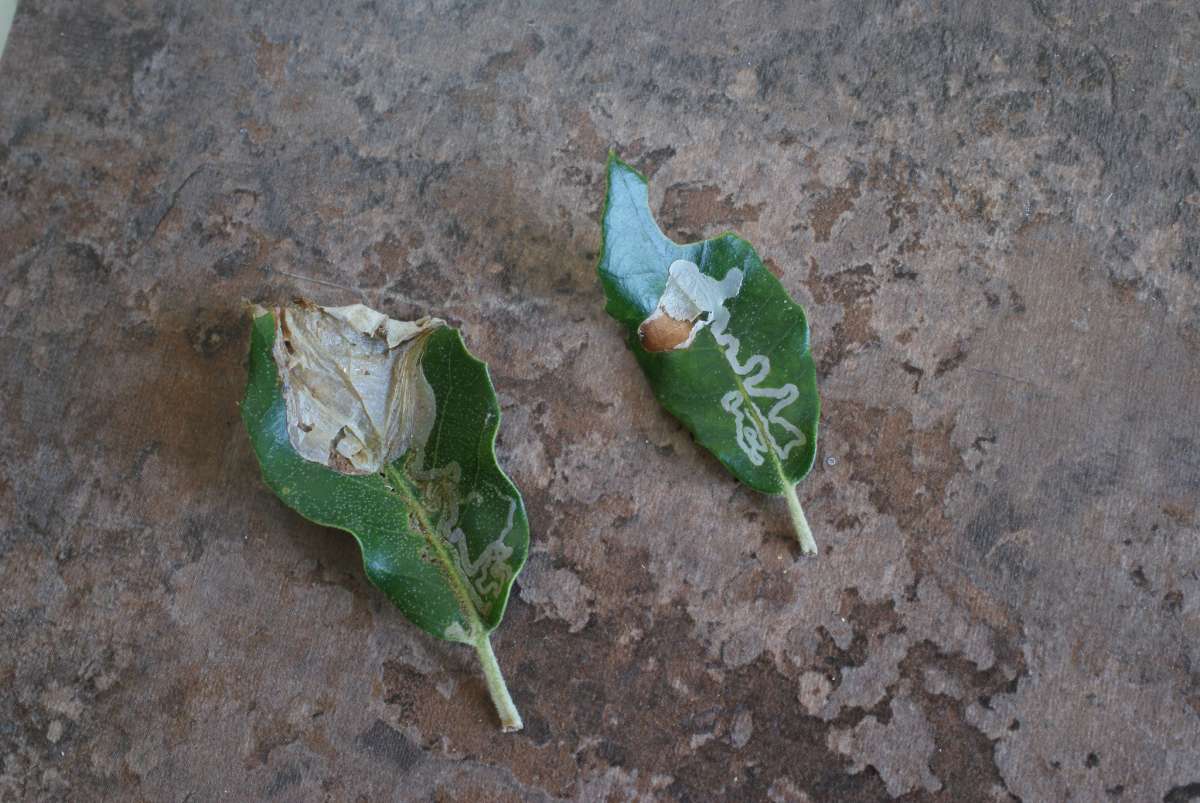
{"left": 1, "top": 1, "right": 1198, "bottom": 800}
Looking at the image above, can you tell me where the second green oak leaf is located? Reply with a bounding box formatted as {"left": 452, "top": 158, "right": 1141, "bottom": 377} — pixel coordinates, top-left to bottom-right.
{"left": 597, "top": 155, "right": 821, "bottom": 554}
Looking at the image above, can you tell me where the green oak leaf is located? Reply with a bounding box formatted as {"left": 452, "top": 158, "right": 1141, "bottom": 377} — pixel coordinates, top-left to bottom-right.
{"left": 241, "top": 303, "right": 529, "bottom": 730}
{"left": 598, "top": 154, "right": 821, "bottom": 554}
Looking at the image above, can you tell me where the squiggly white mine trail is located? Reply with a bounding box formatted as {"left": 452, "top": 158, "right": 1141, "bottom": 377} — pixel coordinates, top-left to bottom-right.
{"left": 447, "top": 500, "right": 516, "bottom": 604}
{"left": 408, "top": 458, "right": 516, "bottom": 614}
{"left": 651, "top": 259, "right": 806, "bottom": 467}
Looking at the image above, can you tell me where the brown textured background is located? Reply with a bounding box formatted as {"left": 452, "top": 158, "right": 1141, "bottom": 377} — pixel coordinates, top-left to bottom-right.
{"left": 2, "top": 1, "right": 1199, "bottom": 801}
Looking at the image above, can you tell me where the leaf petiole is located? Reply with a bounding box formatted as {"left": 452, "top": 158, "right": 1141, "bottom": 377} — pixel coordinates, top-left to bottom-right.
{"left": 474, "top": 633, "right": 523, "bottom": 733}
{"left": 783, "top": 482, "right": 817, "bottom": 556}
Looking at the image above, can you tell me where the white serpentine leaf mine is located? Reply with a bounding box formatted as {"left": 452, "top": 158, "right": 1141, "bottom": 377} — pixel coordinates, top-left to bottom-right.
{"left": 640, "top": 259, "right": 807, "bottom": 468}
{"left": 408, "top": 458, "right": 517, "bottom": 616}
{"left": 268, "top": 301, "right": 445, "bottom": 475}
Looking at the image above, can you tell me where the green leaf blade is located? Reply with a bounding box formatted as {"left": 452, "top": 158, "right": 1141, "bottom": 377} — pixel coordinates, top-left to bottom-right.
{"left": 598, "top": 156, "right": 820, "bottom": 537}
{"left": 416, "top": 326, "right": 530, "bottom": 634}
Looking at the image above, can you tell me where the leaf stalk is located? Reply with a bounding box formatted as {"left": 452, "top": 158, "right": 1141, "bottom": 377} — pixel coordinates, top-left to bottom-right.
{"left": 783, "top": 483, "right": 817, "bottom": 556}
{"left": 474, "top": 633, "right": 523, "bottom": 732}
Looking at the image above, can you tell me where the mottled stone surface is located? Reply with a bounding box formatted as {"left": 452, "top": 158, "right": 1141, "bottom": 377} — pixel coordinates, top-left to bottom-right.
{"left": 2, "top": 1, "right": 1199, "bottom": 800}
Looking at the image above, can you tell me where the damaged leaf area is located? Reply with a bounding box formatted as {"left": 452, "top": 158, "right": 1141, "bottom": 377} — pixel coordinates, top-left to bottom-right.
{"left": 272, "top": 301, "right": 444, "bottom": 475}
{"left": 242, "top": 301, "right": 529, "bottom": 731}
{"left": 598, "top": 155, "right": 821, "bottom": 553}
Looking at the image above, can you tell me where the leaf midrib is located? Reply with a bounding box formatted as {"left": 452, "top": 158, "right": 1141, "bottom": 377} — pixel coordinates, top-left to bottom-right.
{"left": 384, "top": 463, "right": 484, "bottom": 641}
{"left": 711, "top": 314, "right": 794, "bottom": 496}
